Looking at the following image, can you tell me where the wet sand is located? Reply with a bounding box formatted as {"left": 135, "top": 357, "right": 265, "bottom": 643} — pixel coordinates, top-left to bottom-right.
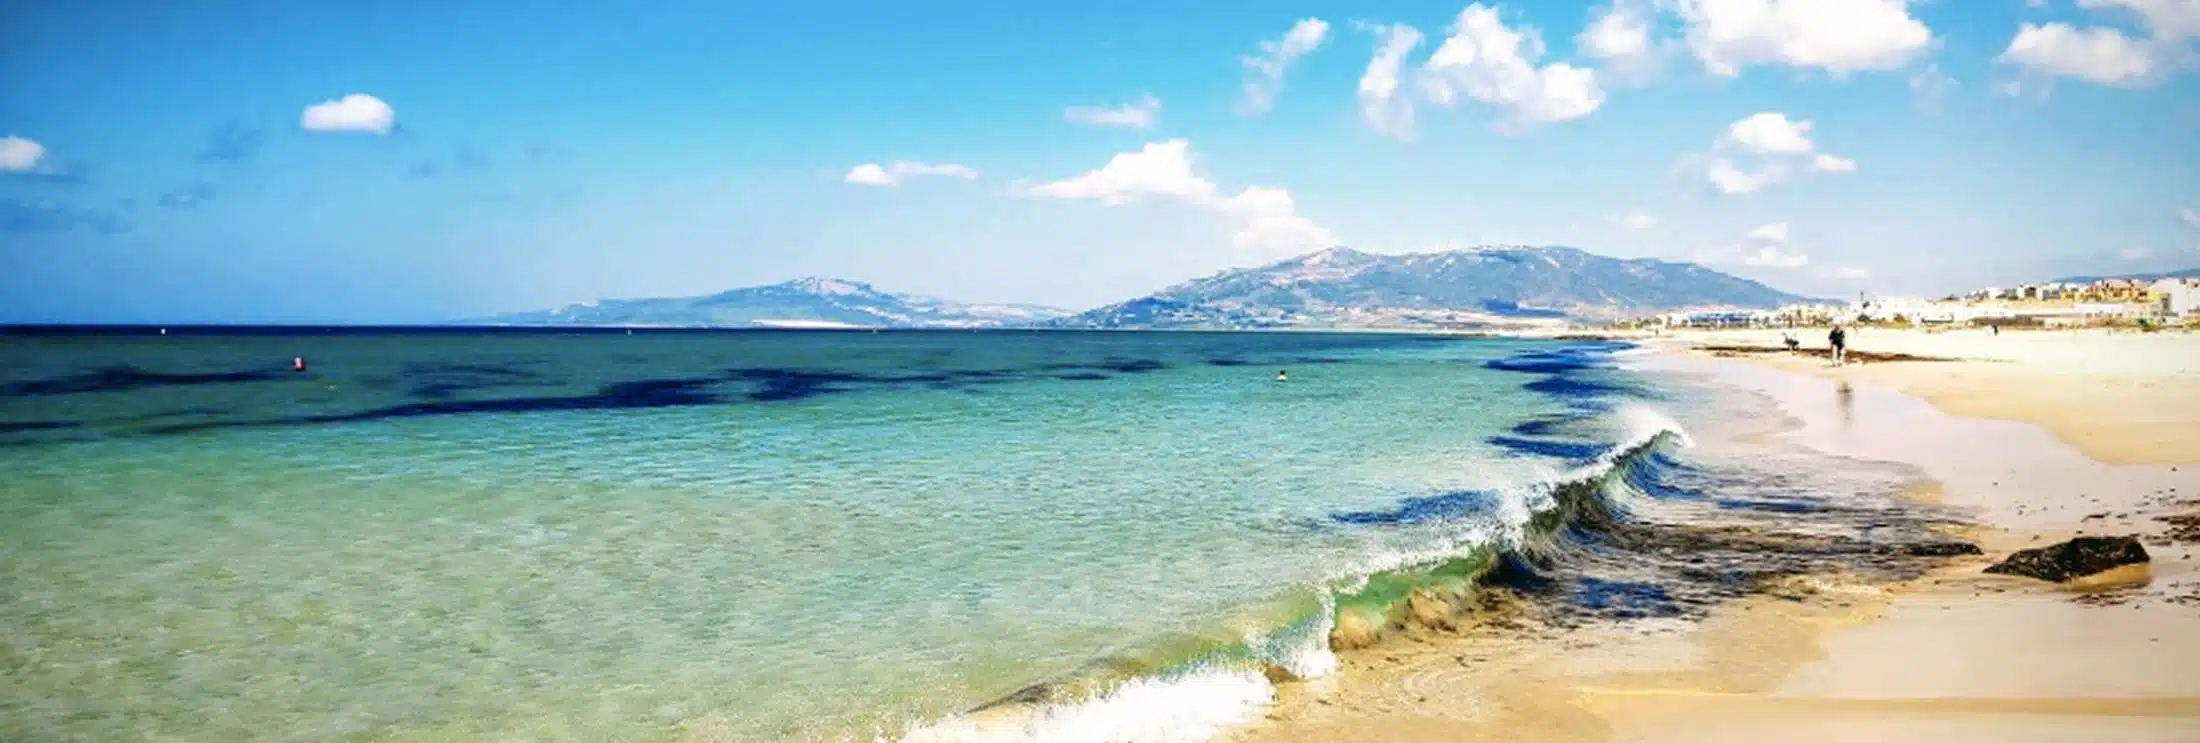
{"left": 1229, "top": 334, "right": 2200, "bottom": 743}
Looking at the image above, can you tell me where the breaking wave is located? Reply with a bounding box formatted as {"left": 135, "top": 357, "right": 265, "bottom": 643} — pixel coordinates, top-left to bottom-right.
{"left": 894, "top": 406, "right": 1694, "bottom": 743}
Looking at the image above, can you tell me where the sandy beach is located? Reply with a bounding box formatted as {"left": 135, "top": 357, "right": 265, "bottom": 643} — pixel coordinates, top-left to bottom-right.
{"left": 1230, "top": 327, "right": 2200, "bottom": 742}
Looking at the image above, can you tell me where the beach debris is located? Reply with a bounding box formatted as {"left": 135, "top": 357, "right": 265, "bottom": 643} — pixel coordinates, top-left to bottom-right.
{"left": 1883, "top": 540, "right": 1984, "bottom": 557}
{"left": 1984, "top": 535, "right": 2151, "bottom": 582}
{"left": 2157, "top": 512, "right": 2200, "bottom": 544}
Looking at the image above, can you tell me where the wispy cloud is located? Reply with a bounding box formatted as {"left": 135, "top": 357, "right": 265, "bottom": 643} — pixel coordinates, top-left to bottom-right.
{"left": 1, "top": 197, "right": 131, "bottom": 235}
{"left": 156, "top": 182, "right": 218, "bottom": 210}
{"left": 197, "top": 122, "right": 267, "bottom": 165}
{"left": 1065, "top": 95, "right": 1161, "bottom": 128}
{"left": 1355, "top": 21, "right": 1424, "bottom": 140}
{"left": 844, "top": 161, "right": 979, "bottom": 187}
{"left": 1240, "top": 18, "right": 1331, "bottom": 116}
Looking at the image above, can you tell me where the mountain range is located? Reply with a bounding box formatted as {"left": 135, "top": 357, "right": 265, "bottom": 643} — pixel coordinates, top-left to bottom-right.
{"left": 476, "top": 277, "right": 1069, "bottom": 329}
{"left": 474, "top": 245, "right": 1814, "bottom": 330}
{"left": 1050, "top": 246, "right": 1808, "bottom": 329}
{"left": 2050, "top": 268, "right": 2200, "bottom": 285}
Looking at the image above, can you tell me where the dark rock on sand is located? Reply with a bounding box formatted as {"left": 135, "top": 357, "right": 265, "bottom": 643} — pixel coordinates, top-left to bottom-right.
{"left": 1984, "top": 536, "right": 2150, "bottom": 582}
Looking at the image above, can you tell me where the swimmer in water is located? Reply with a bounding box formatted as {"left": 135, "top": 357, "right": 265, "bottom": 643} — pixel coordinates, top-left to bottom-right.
{"left": 1276, "top": 369, "right": 1288, "bottom": 382}
{"left": 293, "top": 357, "right": 307, "bottom": 372}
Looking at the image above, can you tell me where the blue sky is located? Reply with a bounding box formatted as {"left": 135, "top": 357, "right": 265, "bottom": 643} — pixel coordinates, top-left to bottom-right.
{"left": 2, "top": 0, "right": 2197, "bottom": 323}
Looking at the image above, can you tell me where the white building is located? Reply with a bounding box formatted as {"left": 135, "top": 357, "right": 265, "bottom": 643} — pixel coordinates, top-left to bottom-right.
{"left": 2153, "top": 278, "right": 2200, "bottom": 318}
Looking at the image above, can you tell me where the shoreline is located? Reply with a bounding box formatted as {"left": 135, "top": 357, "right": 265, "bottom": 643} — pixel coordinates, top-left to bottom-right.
{"left": 1226, "top": 330, "right": 2200, "bottom": 742}
{"left": 1578, "top": 351, "right": 2200, "bottom": 741}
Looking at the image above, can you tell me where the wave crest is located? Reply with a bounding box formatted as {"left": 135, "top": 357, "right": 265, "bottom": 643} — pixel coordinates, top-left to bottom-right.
{"left": 896, "top": 409, "right": 1696, "bottom": 743}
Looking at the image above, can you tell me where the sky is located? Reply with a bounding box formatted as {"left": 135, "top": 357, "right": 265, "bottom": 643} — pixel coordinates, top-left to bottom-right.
{"left": 2, "top": 0, "right": 2198, "bottom": 323}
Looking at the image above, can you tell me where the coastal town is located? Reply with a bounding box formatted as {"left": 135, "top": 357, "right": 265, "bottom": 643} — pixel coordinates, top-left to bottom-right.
{"left": 1657, "top": 275, "right": 2200, "bottom": 329}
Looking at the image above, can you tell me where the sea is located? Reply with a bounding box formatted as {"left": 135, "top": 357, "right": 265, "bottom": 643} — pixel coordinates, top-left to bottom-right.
{"left": 0, "top": 328, "right": 1946, "bottom": 742}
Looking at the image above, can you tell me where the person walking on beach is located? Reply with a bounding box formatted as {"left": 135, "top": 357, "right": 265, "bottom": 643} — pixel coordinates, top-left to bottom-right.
{"left": 1828, "top": 324, "right": 1849, "bottom": 366}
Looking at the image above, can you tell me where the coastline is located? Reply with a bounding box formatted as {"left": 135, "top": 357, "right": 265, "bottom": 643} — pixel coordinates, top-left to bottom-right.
{"left": 1226, "top": 329, "right": 2200, "bottom": 742}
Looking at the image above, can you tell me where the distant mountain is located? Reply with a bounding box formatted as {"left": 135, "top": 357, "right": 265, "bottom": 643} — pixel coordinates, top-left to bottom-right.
{"left": 1050, "top": 246, "right": 1813, "bottom": 330}
{"left": 2050, "top": 268, "right": 2200, "bottom": 285}
{"left": 475, "top": 278, "right": 1071, "bottom": 329}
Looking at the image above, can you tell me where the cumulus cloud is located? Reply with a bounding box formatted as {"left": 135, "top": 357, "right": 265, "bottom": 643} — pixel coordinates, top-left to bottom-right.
{"left": 1065, "top": 95, "right": 1162, "bottom": 128}
{"left": 1997, "top": 0, "right": 2200, "bottom": 90}
{"left": 2079, "top": 0, "right": 2200, "bottom": 43}
{"left": 1620, "top": 212, "right": 1657, "bottom": 230}
{"left": 1419, "top": 4, "right": 1605, "bottom": 129}
{"left": 1724, "top": 112, "right": 1814, "bottom": 154}
{"left": 1578, "top": 2, "right": 1672, "bottom": 84}
{"left": 1240, "top": 18, "right": 1332, "bottom": 115}
{"left": 2119, "top": 246, "right": 2154, "bottom": 260}
{"left": 1023, "top": 139, "right": 1338, "bottom": 255}
{"left": 1696, "top": 112, "right": 1853, "bottom": 195}
{"left": 844, "top": 161, "right": 979, "bottom": 188}
{"left": 0, "top": 136, "right": 46, "bottom": 172}
{"left": 300, "top": 93, "right": 396, "bottom": 134}
{"left": 1669, "top": 0, "right": 1934, "bottom": 77}
{"left": 1747, "top": 221, "right": 1790, "bottom": 243}
{"left": 1580, "top": 4, "right": 1653, "bottom": 60}
{"left": 2182, "top": 207, "right": 2200, "bottom": 229}
{"left": 1357, "top": 22, "right": 1426, "bottom": 139}
{"left": 1707, "top": 157, "right": 1789, "bottom": 195}
{"left": 1998, "top": 23, "right": 2160, "bottom": 87}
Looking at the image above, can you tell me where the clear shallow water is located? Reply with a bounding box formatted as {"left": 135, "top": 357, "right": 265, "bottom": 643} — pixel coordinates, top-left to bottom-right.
{"left": 4, "top": 330, "right": 1679, "bottom": 741}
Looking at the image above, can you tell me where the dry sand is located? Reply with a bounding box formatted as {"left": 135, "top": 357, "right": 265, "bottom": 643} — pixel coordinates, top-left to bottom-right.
{"left": 1657, "top": 326, "right": 2200, "bottom": 466}
{"left": 1228, "top": 329, "right": 2200, "bottom": 743}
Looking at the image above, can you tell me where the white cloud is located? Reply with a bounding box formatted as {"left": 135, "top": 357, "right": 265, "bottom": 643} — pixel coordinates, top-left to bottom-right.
{"left": 1998, "top": 23, "right": 2160, "bottom": 88}
{"left": 1419, "top": 4, "right": 1605, "bottom": 128}
{"left": 1581, "top": 4, "right": 1653, "bottom": 60}
{"left": 1743, "top": 246, "right": 1810, "bottom": 268}
{"left": 1065, "top": 95, "right": 1162, "bottom": 128}
{"left": 1670, "top": 0, "right": 1934, "bottom": 77}
{"left": 1024, "top": 141, "right": 1211, "bottom": 203}
{"left": 1620, "top": 211, "right": 1658, "bottom": 230}
{"left": 1357, "top": 22, "right": 1426, "bottom": 140}
{"left": 1725, "top": 111, "right": 1814, "bottom": 154}
{"left": 844, "top": 160, "right": 979, "bottom": 188}
{"left": 1580, "top": 2, "right": 1675, "bottom": 85}
{"left": 0, "top": 136, "right": 44, "bottom": 172}
{"left": 1697, "top": 112, "right": 1853, "bottom": 194}
{"left": 299, "top": 93, "right": 396, "bottom": 134}
{"left": 2181, "top": 207, "right": 2200, "bottom": 229}
{"left": 1908, "top": 63, "right": 1957, "bottom": 109}
{"left": 1696, "top": 223, "right": 1809, "bottom": 268}
{"left": 1707, "top": 157, "right": 1789, "bottom": 195}
{"left": 1811, "top": 153, "right": 1857, "bottom": 172}
{"left": 1025, "top": 139, "right": 1338, "bottom": 255}
{"left": 1824, "top": 266, "right": 1873, "bottom": 280}
{"left": 2079, "top": 0, "right": 2200, "bottom": 43}
{"left": 2120, "top": 246, "right": 2154, "bottom": 260}
{"left": 1241, "top": 18, "right": 1332, "bottom": 115}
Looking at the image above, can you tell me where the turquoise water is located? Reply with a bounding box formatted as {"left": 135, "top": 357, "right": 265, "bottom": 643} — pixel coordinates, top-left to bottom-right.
{"left": 1, "top": 330, "right": 1673, "bottom": 741}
